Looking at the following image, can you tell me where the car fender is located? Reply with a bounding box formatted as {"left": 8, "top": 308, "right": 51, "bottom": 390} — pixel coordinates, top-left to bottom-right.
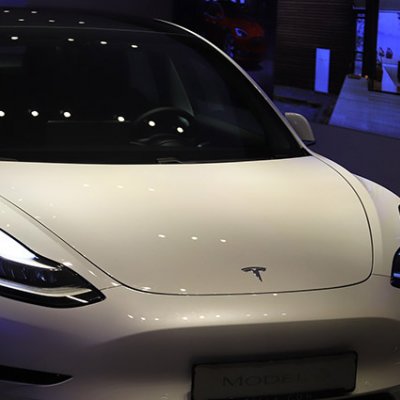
{"left": 312, "top": 153, "right": 400, "bottom": 277}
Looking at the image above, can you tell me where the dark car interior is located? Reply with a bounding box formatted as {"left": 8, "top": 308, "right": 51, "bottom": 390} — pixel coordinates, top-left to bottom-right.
{"left": 0, "top": 28, "right": 303, "bottom": 163}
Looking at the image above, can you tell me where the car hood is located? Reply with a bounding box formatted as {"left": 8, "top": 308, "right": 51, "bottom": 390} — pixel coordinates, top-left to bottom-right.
{"left": 0, "top": 156, "right": 372, "bottom": 295}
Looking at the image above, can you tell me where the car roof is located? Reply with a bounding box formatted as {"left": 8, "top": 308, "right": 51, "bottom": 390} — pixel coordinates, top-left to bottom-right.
{"left": 0, "top": 7, "right": 188, "bottom": 35}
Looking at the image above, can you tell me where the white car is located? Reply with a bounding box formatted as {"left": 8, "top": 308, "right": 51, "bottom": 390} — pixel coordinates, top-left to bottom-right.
{"left": 0, "top": 8, "right": 400, "bottom": 400}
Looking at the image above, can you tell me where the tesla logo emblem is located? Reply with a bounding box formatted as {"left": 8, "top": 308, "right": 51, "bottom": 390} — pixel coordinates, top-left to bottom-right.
{"left": 242, "top": 267, "right": 266, "bottom": 282}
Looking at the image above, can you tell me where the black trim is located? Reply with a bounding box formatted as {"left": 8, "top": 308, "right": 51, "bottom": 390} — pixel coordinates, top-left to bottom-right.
{"left": 0, "top": 364, "right": 71, "bottom": 385}
{"left": 391, "top": 248, "right": 400, "bottom": 289}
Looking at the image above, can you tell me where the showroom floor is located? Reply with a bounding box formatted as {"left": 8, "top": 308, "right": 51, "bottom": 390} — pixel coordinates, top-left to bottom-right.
{"left": 310, "top": 122, "right": 400, "bottom": 196}
{"left": 271, "top": 83, "right": 400, "bottom": 197}
{"left": 330, "top": 76, "right": 400, "bottom": 139}
{"left": 273, "top": 85, "right": 337, "bottom": 124}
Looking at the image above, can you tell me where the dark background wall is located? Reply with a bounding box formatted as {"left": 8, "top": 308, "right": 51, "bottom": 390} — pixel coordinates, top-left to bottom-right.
{"left": 26, "top": 0, "right": 174, "bottom": 19}
{"left": 275, "top": 0, "right": 355, "bottom": 93}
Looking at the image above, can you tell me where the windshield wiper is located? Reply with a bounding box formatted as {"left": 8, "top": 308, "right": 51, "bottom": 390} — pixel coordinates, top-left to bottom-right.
{"left": 0, "top": 157, "right": 18, "bottom": 161}
{"left": 156, "top": 157, "right": 184, "bottom": 164}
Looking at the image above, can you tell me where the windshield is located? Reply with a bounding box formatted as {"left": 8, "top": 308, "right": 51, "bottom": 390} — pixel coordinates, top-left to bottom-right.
{"left": 0, "top": 27, "right": 305, "bottom": 164}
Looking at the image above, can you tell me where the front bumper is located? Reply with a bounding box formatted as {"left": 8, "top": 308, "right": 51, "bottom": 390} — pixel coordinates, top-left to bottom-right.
{"left": 1, "top": 274, "right": 400, "bottom": 400}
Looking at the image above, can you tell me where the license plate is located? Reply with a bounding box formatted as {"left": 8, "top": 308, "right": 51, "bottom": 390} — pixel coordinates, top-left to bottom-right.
{"left": 192, "top": 353, "right": 357, "bottom": 400}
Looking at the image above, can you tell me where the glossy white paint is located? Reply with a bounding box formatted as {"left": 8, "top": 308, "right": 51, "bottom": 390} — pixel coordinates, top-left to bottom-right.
{"left": 0, "top": 153, "right": 400, "bottom": 400}
{"left": 1, "top": 276, "right": 400, "bottom": 400}
{"left": 0, "top": 157, "right": 372, "bottom": 295}
{"left": 0, "top": 197, "right": 118, "bottom": 290}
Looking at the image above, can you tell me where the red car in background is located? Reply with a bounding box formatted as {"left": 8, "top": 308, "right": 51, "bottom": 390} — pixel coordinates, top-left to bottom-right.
{"left": 201, "top": 0, "right": 267, "bottom": 65}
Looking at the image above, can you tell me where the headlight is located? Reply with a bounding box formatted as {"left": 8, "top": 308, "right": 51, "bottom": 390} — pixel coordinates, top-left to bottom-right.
{"left": 234, "top": 27, "right": 248, "bottom": 38}
{"left": 391, "top": 248, "right": 400, "bottom": 288}
{"left": 0, "top": 230, "right": 105, "bottom": 308}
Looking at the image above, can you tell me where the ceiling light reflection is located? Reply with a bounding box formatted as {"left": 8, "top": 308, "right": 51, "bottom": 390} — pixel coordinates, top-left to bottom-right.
{"left": 131, "top": 44, "right": 138, "bottom": 48}
{"left": 148, "top": 120, "right": 156, "bottom": 127}
{"left": 11, "top": 36, "right": 18, "bottom": 41}
{"left": 31, "top": 110, "right": 39, "bottom": 117}
{"left": 63, "top": 111, "right": 71, "bottom": 118}
{"left": 117, "top": 116, "right": 125, "bottom": 122}
{"left": 0, "top": 111, "right": 5, "bottom": 117}
{"left": 67, "top": 38, "right": 75, "bottom": 42}
{"left": 100, "top": 41, "right": 107, "bottom": 45}
{"left": 177, "top": 127, "right": 184, "bottom": 133}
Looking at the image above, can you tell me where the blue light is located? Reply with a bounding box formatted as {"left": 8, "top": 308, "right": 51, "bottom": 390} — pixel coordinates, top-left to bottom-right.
{"left": 377, "top": 12, "right": 400, "bottom": 64}
{"left": 235, "top": 27, "right": 248, "bottom": 38}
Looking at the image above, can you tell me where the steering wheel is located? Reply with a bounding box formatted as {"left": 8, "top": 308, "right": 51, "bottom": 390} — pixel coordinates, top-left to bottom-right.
{"left": 131, "top": 107, "right": 195, "bottom": 147}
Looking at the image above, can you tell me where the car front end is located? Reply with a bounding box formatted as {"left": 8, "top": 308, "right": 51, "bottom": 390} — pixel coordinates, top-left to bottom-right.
{"left": 0, "top": 8, "right": 399, "bottom": 400}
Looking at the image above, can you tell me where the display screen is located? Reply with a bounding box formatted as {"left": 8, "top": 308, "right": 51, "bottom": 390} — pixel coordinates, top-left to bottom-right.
{"left": 377, "top": 11, "right": 400, "bottom": 94}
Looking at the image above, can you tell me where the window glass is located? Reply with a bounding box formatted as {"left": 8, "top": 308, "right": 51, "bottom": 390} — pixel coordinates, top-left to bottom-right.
{"left": 0, "top": 28, "right": 304, "bottom": 163}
